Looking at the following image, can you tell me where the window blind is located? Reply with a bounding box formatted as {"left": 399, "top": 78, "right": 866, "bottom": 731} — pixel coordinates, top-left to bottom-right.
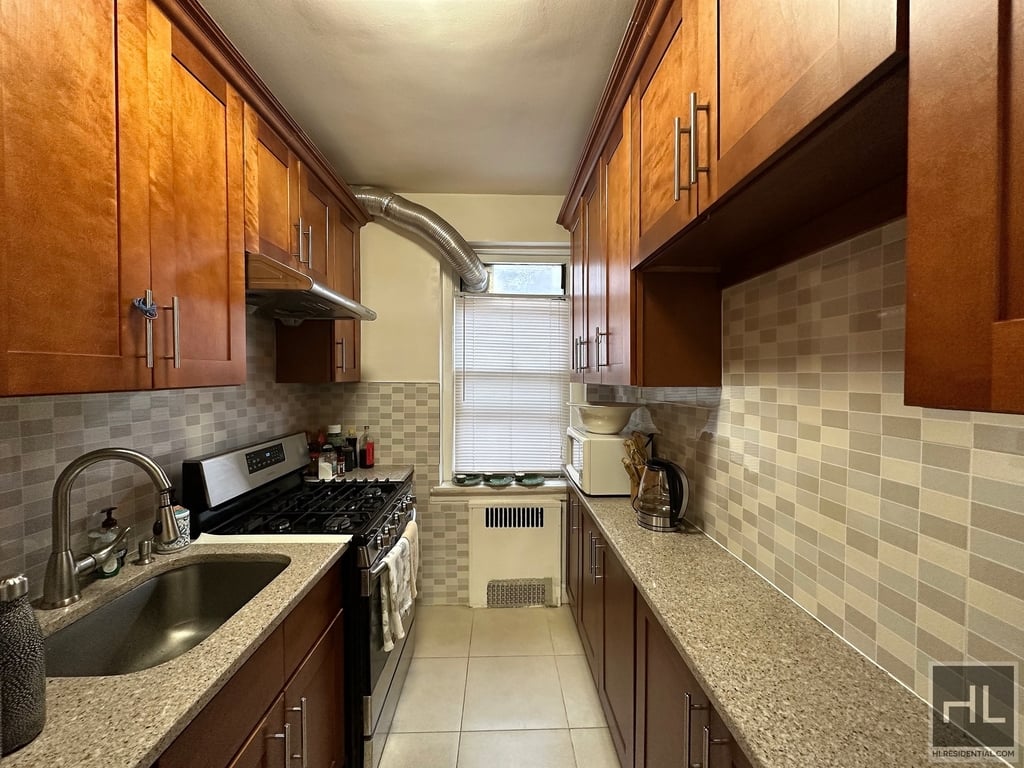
{"left": 453, "top": 293, "right": 569, "bottom": 473}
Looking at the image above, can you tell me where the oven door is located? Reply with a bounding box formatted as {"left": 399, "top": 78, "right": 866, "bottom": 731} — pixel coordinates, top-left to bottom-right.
{"left": 361, "top": 549, "right": 417, "bottom": 768}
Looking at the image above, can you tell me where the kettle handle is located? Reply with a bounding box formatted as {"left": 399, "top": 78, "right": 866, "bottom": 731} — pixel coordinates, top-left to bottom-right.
{"left": 663, "top": 460, "right": 689, "bottom": 524}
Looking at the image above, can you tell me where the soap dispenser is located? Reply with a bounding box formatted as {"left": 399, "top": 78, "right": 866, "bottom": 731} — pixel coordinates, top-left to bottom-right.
{"left": 94, "top": 507, "right": 124, "bottom": 578}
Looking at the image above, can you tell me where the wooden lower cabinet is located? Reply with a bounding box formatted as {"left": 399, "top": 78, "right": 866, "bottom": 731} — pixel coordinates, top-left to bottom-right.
{"left": 569, "top": 497, "right": 635, "bottom": 768}
{"left": 155, "top": 564, "right": 345, "bottom": 768}
{"left": 567, "top": 487, "right": 752, "bottom": 768}
{"left": 636, "top": 597, "right": 750, "bottom": 768}
{"left": 565, "top": 489, "right": 583, "bottom": 620}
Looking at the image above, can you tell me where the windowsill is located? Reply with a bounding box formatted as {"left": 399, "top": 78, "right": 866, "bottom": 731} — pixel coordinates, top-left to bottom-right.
{"left": 430, "top": 478, "right": 567, "bottom": 498}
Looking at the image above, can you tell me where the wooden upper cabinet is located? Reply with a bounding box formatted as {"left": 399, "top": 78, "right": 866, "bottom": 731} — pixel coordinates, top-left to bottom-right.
{"left": 147, "top": 11, "right": 246, "bottom": 388}
{"left": 247, "top": 116, "right": 300, "bottom": 269}
{"left": 297, "top": 168, "right": 333, "bottom": 284}
{"left": 601, "top": 100, "right": 633, "bottom": 386}
{"left": 906, "top": 0, "right": 1024, "bottom": 413}
{"left": 583, "top": 171, "right": 605, "bottom": 384}
{"left": 569, "top": 202, "right": 586, "bottom": 381}
{"left": 274, "top": 204, "right": 363, "bottom": 384}
{"left": 716, "top": 0, "right": 904, "bottom": 192}
{"left": 0, "top": 0, "right": 151, "bottom": 395}
{"left": 632, "top": 0, "right": 715, "bottom": 265}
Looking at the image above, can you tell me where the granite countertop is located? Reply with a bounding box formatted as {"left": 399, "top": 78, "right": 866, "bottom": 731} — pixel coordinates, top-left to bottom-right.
{"left": 577, "top": 491, "right": 994, "bottom": 768}
{"left": 5, "top": 539, "right": 349, "bottom": 768}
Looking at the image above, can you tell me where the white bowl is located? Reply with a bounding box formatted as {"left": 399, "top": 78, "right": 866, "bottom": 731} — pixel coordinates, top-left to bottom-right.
{"left": 572, "top": 403, "right": 638, "bottom": 434}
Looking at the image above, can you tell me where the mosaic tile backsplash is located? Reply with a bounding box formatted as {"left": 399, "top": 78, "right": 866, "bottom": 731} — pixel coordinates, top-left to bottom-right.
{"left": 0, "top": 318, "right": 449, "bottom": 601}
{"left": 592, "top": 218, "right": 1024, "bottom": 707}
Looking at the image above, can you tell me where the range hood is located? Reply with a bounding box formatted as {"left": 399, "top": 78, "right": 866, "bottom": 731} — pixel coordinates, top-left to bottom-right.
{"left": 245, "top": 252, "right": 377, "bottom": 322}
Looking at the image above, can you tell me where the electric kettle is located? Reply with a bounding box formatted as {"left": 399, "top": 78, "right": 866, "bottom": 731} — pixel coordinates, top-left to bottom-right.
{"left": 632, "top": 458, "right": 690, "bottom": 532}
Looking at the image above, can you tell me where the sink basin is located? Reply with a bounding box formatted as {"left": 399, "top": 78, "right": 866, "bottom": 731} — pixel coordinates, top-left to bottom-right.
{"left": 45, "top": 558, "right": 288, "bottom": 677}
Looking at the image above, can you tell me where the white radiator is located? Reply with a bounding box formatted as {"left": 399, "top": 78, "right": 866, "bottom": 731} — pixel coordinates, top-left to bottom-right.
{"left": 468, "top": 498, "right": 563, "bottom": 608}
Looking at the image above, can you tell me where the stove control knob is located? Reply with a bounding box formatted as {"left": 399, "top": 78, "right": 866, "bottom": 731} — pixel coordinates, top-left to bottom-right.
{"left": 383, "top": 525, "right": 393, "bottom": 546}
{"left": 376, "top": 534, "right": 384, "bottom": 549}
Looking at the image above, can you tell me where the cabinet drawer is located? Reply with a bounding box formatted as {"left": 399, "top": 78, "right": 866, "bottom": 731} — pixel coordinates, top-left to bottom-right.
{"left": 284, "top": 562, "right": 343, "bottom": 678}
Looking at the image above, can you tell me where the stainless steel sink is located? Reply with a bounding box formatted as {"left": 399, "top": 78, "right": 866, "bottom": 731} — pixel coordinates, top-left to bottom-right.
{"left": 45, "top": 558, "right": 288, "bottom": 677}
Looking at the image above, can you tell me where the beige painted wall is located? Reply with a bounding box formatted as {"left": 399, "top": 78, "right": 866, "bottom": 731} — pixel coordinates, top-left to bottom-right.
{"left": 359, "top": 194, "right": 568, "bottom": 382}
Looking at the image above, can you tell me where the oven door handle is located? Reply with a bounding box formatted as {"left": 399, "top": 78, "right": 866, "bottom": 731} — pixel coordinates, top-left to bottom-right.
{"left": 369, "top": 507, "right": 417, "bottom": 577}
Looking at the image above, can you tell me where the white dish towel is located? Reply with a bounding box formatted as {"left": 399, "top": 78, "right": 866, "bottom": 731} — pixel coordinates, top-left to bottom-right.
{"left": 403, "top": 519, "right": 420, "bottom": 600}
{"left": 380, "top": 538, "right": 410, "bottom": 652}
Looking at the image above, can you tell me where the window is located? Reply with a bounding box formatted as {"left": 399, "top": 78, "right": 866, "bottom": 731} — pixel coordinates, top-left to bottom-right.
{"left": 450, "top": 247, "right": 569, "bottom": 475}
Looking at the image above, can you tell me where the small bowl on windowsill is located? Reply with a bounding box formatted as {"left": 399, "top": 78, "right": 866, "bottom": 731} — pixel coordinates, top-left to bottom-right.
{"left": 452, "top": 473, "right": 483, "bottom": 487}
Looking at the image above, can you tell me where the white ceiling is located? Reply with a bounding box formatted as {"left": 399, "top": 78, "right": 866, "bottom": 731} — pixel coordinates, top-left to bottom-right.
{"left": 198, "top": 0, "right": 635, "bottom": 195}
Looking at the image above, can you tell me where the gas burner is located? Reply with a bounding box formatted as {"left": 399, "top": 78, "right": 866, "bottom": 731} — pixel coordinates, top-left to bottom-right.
{"left": 363, "top": 487, "right": 383, "bottom": 498}
{"left": 268, "top": 517, "right": 291, "bottom": 533}
{"left": 323, "top": 515, "right": 353, "bottom": 533}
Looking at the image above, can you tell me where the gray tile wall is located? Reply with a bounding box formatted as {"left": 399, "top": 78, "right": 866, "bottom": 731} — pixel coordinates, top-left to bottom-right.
{"left": 0, "top": 312, "right": 451, "bottom": 603}
{"left": 591, "top": 219, "right": 1024, "bottom": 706}
{"left": 0, "top": 317, "right": 314, "bottom": 598}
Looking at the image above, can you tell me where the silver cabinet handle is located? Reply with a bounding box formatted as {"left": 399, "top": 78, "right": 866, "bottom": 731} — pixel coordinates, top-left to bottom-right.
{"left": 171, "top": 296, "right": 180, "bottom": 369}
{"left": 572, "top": 336, "right": 577, "bottom": 372}
{"left": 596, "top": 328, "right": 610, "bottom": 369}
{"left": 266, "top": 722, "right": 292, "bottom": 768}
{"left": 594, "top": 539, "right": 605, "bottom": 580}
{"left": 144, "top": 289, "right": 154, "bottom": 368}
{"left": 339, "top": 337, "right": 347, "bottom": 372}
{"left": 305, "top": 225, "right": 313, "bottom": 270}
{"left": 295, "top": 216, "right": 307, "bottom": 264}
{"left": 702, "top": 723, "right": 730, "bottom": 768}
{"left": 288, "top": 697, "right": 308, "bottom": 768}
{"left": 673, "top": 115, "right": 684, "bottom": 201}
{"left": 684, "top": 692, "right": 709, "bottom": 765}
{"left": 588, "top": 531, "right": 596, "bottom": 579}
{"left": 689, "top": 91, "right": 710, "bottom": 187}
{"left": 594, "top": 327, "right": 603, "bottom": 370}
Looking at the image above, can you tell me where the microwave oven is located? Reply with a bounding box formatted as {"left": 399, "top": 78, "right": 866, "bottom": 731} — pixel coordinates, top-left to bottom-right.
{"left": 565, "top": 426, "right": 631, "bottom": 496}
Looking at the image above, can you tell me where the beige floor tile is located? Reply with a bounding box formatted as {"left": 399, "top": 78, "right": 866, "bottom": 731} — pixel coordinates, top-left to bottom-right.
{"left": 556, "top": 654, "right": 607, "bottom": 728}
{"left": 570, "top": 728, "right": 619, "bottom": 768}
{"left": 470, "top": 607, "right": 554, "bottom": 656}
{"left": 462, "top": 656, "right": 568, "bottom": 731}
{"left": 547, "top": 605, "right": 584, "bottom": 655}
{"left": 415, "top": 605, "right": 474, "bottom": 658}
{"left": 379, "top": 732, "right": 460, "bottom": 768}
{"left": 457, "top": 730, "right": 577, "bottom": 768}
{"left": 391, "top": 658, "right": 468, "bottom": 733}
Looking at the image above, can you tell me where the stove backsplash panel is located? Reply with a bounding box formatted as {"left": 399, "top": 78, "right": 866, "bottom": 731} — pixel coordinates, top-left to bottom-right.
{"left": 589, "top": 218, "right": 1024, "bottom": 708}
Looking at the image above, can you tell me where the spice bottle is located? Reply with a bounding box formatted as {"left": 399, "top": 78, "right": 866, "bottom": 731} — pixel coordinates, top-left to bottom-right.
{"left": 326, "top": 424, "right": 346, "bottom": 472}
{"left": 358, "top": 425, "right": 374, "bottom": 469}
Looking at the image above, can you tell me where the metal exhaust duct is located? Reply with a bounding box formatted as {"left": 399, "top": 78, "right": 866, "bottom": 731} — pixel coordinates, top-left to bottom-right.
{"left": 353, "top": 186, "right": 489, "bottom": 292}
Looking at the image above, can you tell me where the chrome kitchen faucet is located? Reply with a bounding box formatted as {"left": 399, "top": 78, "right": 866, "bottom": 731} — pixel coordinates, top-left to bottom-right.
{"left": 40, "top": 448, "right": 180, "bottom": 609}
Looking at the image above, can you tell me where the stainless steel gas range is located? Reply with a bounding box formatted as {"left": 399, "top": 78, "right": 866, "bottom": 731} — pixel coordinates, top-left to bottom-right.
{"left": 181, "top": 432, "right": 417, "bottom": 768}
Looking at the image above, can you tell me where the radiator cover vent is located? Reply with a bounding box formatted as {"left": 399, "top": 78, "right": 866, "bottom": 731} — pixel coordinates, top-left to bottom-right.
{"left": 468, "top": 498, "right": 562, "bottom": 609}
{"left": 486, "top": 578, "right": 551, "bottom": 608}
{"left": 485, "top": 506, "right": 545, "bottom": 528}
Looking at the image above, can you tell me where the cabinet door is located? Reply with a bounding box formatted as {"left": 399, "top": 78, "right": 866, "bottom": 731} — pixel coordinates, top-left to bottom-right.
{"left": 578, "top": 509, "right": 604, "bottom": 679}
{"left": 147, "top": 10, "right": 246, "bottom": 388}
{"left": 717, "top": 0, "right": 904, "bottom": 193}
{"left": 297, "top": 167, "right": 332, "bottom": 284}
{"left": 0, "top": 0, "right": 151, "bottom": 395}
{"left": 285, "top": 612, "right": 344, "bottom": 768}
{"left": 331, "top": 211, "right": 361, "bottom": 383}
{"left": 249, "top": 116, "right": 302, "bottom": 270}
{"left": 906, "top": 0, "right": 1024, "bottom": 413}
{"left": 565, "top": 489, "right": 583, "bottom": 617}
{"left": 569, "top": 202, "right": 586, "bottom": 380}
{"left": 635, "top": 598, "right": 695, "bottom": 768}
{"left": 583, "top": 171, "right": 605, "bottom": 384}
{"left": 632, "top": 0, "right": 701, "bottom": 264}
{"left": 601, "top": 543, "right": 635, "bottom": 768}
{"left": 601, "top": 100, "right": 633, "bottom": 386}
{"left": 228, "top": 695, "right": 287, "bottom": 768}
